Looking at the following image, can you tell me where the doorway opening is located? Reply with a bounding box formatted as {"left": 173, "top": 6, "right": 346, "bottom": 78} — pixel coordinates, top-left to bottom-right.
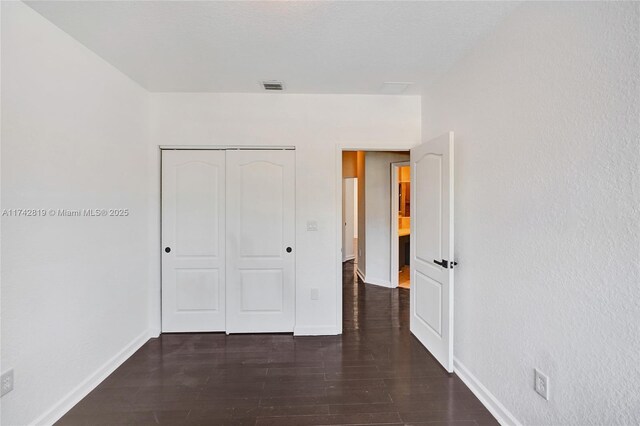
{"left": 341, "top": 150, "right": 410, "bottom": 291}
{"left": 337, "top": 132, "right": 455, "bottom": 372}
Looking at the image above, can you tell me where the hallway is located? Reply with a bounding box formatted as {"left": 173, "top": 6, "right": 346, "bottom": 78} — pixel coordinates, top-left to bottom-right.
{"left": 57, "top": 261, "right": 497, "bottom": 425}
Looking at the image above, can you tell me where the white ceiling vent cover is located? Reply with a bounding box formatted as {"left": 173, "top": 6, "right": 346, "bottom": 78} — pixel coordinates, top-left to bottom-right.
{"left": 261, "top": 80, "right": 284, "bottom": 91}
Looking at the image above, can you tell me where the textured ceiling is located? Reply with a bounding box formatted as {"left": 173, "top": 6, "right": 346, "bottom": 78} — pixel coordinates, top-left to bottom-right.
{"left": 25, "top": 1, "right": 518, "bottom": 94}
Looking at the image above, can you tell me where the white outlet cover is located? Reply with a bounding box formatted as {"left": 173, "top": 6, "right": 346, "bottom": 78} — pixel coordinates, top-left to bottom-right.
{"left": 534, "top": 368, "right": 549, "bottom": 400}
{"left": 1, "top": 369, "right": 14, "bottom": 397}
{"left": 310, "top": 288, "right": 319, "bottom": 300}
{"left": 306, "top": 220, "right": 318, "bottom": 231}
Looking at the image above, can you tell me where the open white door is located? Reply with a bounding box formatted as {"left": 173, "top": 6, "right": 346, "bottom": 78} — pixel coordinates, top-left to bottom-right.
{"left": 342, "top": 178, "right": 356, "bottom": 261}
{"left": 162, "top": 150, "right": 226, "bottom": 332}
{"left": 226, "top": 150, "right": 295, "bottom": 333}
{"left": 410, "top": 132, "right": 455, "bottom": 372}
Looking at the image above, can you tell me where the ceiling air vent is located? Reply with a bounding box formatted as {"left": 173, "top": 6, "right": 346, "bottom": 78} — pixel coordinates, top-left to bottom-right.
{"left": 261, "top": 80, "right": 284, "bottom": 91}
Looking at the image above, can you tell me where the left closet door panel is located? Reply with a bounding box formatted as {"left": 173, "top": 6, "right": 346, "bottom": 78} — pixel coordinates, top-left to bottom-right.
{"left": 162, "top": 150, "right": 226, "bottom": 332}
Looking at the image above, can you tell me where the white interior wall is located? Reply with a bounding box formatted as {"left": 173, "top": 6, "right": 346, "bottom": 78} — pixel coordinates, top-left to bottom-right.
{"left": 7, "top": 1, "right": 637, "bottom": 424}
{"left": 423, "top": 2, "right": 640, "bottom": 424}
{"left": 1, "top": 3, "right": 150, "bottom": 425}
{"left": 363, "top": 152, "right": 409, "bottom": 287}
{"left": 0, "top": 5, "right": 4, "bottom": 422}
{"left": 148, "top": 94, "right": 421, "bottom": 335}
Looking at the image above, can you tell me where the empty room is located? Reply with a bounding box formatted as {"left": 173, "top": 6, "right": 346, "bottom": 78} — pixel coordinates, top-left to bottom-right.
{"left": 1, "top": 1, "right": 639, "bottom": 425}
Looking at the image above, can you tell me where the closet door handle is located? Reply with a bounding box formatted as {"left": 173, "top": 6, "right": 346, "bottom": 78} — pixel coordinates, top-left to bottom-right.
{"left": 165, "top": 247, "right": 171, "bottom": 253}
{"left": 286, "top": 247, "right": 292, "bottom": 253}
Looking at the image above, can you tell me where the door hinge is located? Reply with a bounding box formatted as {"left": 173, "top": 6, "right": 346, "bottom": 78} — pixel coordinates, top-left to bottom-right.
{"left": 433, "top": 259, "right": 458, "bottom": 269}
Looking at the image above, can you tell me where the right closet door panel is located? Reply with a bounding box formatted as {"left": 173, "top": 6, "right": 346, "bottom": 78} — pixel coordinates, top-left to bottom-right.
{"left": 225, "top": 150, "right": 296, "bottom": 333}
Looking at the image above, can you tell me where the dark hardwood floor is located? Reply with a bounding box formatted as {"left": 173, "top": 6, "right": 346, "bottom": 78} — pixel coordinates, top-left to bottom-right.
{"left": 57, "top": 261, "right": 497, "bottom": 425}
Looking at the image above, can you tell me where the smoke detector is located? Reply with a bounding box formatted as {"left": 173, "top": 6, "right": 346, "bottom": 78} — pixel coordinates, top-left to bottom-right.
{"left": 261, "top": 80, "right": 285, "bottom": 91}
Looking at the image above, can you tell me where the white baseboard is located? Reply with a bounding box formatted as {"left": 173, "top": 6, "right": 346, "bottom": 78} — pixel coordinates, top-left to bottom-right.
{"left": 355, "top": 268, "right": 391, "bottom": 288}
{"left": 454, "top": 357, "right": 522, "bottom": 426}
{"left": 294, "top": 325, "right": 340, "bottom": 336}
{"left": 363, "top": 276, "right": 392, "bottom": 288}
{"left": 33, "top": 329, "right": 152, "bottom": 426}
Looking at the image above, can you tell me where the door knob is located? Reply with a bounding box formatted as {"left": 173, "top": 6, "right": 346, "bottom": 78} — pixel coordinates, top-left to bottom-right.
{"left": 433, "top": 259, "right": 457, "bottom": 268}
{"left": 286, "top": 247, "right": 292, "bottom": 253}
{"left": 165, "top": 247, "right": 171, "bottom": 253}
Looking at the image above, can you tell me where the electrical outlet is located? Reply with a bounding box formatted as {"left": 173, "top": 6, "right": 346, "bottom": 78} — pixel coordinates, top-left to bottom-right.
{"left": 310, "top": 288, "right": 319, "bottom": 300}
{"left": 306, "top": 220, "right": 318, "bottom": 231}
{"left": 1, "top": 369, "right": 14, "bottom": 397}
{"left": 534, "top": 369, "right": 549, "bottom": 400}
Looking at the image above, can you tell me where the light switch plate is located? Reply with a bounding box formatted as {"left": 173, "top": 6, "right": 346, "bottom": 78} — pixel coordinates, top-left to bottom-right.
{"left": 311, "top": 288, "right": 319, "bottom": 300}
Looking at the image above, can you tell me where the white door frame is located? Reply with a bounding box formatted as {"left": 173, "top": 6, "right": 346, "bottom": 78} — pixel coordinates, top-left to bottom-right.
{"left": 335, "top": 142, "right": 416, "bottom": 333}
{"left": 390, "top": 161, "right": 410, "bottom": 289}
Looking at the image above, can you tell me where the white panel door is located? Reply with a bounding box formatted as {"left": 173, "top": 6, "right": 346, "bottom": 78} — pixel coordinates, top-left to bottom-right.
{"left": 162, "top": 150, "right": 226, "bottom": 332}
{"left": 343, "top": 178, "right": 356, "bottom": 261}
{"left": 226, "top": 150, "right": 295, "bottom": 333}
{"left": 410, "top": 132, "right": 455, "bottom": 372}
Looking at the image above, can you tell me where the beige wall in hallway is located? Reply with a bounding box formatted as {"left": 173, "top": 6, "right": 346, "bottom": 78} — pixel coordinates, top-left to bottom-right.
{"left": 363, "top": 151, "right": 409, "bottom": 287}
{"left": 342, "top": 151, "right": 357, "bottom": 178}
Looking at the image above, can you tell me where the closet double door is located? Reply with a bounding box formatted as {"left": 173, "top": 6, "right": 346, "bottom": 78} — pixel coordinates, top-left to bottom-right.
{"left": 161, "top": 149, "right": 295, "bottom": 333}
